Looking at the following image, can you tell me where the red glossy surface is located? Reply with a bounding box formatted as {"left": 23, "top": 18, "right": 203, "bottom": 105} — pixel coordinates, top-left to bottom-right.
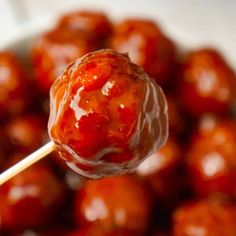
{"left": 0, "top": 164, "right": 63, "bottom": 230}
{"left": 173, "top": 200, "right": 236, "bottom": 236}
{"left": 111, "top": 19, "right": 176, "bottom": 86}
{"left": 75, "top": 175, "right": 152, "bottom": 233}
{"left": 32, "top": 28, "right": 98, "bottom": 93}
{"left": 0, "top": 52, "right": 29, "bottom": 116}
{"left": 58, "top": 10, "right": 112, "bottom": 41}
{"left": 48, "top": 49, "right": 168, "bottom": 178}
{"left": 5, "top": 114, "right": 45, "bottom": 152}
{"left": 187, "top": 115, "right": 236, "bottom": 197}
{"left": 178, "top": 48, "right": 236, "bottom": 117}
{"left": 2, "top": 10, "right": 236, "bottom": 236}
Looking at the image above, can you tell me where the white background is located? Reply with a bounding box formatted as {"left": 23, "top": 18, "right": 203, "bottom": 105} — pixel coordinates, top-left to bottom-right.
{"left": 0, "top": 0, "right": 236, "bottom": 67}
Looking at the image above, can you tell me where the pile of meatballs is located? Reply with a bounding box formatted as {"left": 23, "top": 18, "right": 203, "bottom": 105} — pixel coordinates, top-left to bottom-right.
{"left": 0, "top": 10, "right": 236, "bottom": 236}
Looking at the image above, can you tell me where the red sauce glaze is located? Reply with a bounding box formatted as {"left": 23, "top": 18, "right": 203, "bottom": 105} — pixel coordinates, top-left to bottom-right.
{"left": 178, "top": 48, "right": 236, "bottom": 117}
{"left": 5, "top": 114, "right": 46, "bottom": 152}
{"left": 136, "top": 136, "right": 183, "bottom": 203}
{"left": 48, "top": 49, "right": 168, "bottom": 179}
{"left": 0, "top": 52, "right": 29, "bottom": 116}
{"left": 58, "top": 10, "right": 112, "bottom": 41}
{"left": 31, "top": 28, "right": 98, "bottom": 93}
{"left": 74, "top": 175, "right": 152, "bottom": 233}
{"left": 173, "top": 200, "right": 236, "bottom": 236}
{"left": 110, "top": 19, "right": 176, "bottom": 86}
{"left": 187, "top": 115, "right": 236, "bottom": 198}
{"left": 0, "top": 163, "right": 63, "bottom": 230}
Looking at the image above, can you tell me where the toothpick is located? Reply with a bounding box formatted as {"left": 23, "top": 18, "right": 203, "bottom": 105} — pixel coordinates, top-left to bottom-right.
{"left": 0, "top": 141, "right": 55, "bottom": 185}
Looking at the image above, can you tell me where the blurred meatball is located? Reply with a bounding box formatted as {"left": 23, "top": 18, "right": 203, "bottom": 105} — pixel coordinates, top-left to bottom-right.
{"left": 31, "top": 28, "right": 98, "bottom": 93}
{"left": 5, "top": 114, "right": 46, "bottom": 152}
{"left": 111, "top": 19, "right": 176, "bottom": 86}
{"left": 75, "top": 175, "right": 152, "bottom": 233}
{"left": 0, "top": 52, "right": 29, "bottom": 116}
{"left": 178, "top": 48, "right": 236, "bottom": 117}
{"left": 0, "top": 163, "right": 64, "bottom": 230}
{"left": 173, "top": 200, "right": 236, "bottom": 236}
{"left": 58, "top": 10, "right": 112, "bottom": 41}
{"left": 187, "top": 115, "right": 236, "bottom": 198}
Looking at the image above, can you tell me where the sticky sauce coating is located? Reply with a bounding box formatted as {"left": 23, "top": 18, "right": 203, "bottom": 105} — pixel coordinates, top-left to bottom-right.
{"left": 48, "top": 49, "right": 168, "bottom": 179}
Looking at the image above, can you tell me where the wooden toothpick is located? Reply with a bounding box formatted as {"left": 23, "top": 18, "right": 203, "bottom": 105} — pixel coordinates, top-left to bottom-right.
{"left": 0, "top": 141, "right": 55, "bottom": 185}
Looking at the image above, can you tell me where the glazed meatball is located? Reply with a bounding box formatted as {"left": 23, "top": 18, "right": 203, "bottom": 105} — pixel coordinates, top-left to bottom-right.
{"left": 74, "top": 175, "right": 152, "bottom": 233}
{"left": 178, "top": 48, "right": 236, "bottom": 117}
{"left": 58, "top": 10, "right": 112, "bottom": 41}
{"left": 0, "top": 52, "right": 29, "bottom": 116}
{"left": 5, "top": 114, "right": 46, "bottom": 152}
{"left": 48, "top": 49, "right": 168, "bottom": 179}
{"left": 111, "top": 19, "right": 176, "bottom": 86}
{"left": 173, "top": 200, "right": 236, "bottom": 236}
{"left": 31, "top": 28, "right": 98, "bottom": 93}
{"left": 187, "top": 115, "right": 236, "bottom": 198}
{"left": 0, "top": 163, "right": 63, "bottom": 230}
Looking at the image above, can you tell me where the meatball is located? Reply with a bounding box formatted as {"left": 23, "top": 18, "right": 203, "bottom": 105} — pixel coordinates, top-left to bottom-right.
{"left": 31, "top": 28, "right": 98, "bottom": 93}
{"left": 111, "top": 19, "right": 176, "bottom": 86}
{"left": 0, "top": 52, "right": 29, "bottom": 116}
{"left": 0, "top": 163, "right": 63, "bottom": 230}
{"left": 173, "top": 200, "right": 236, "bottom": 236}
{"left": 48, "top": 49, "right": 168, "bottom": 179}
{"left": 58, "top": 10, "right": 112, "bottom": 41}
{"left": 187, "top": 115, "right": 236, "bottom": 198}
{"left": 178, "top": 48, "right": 236, "bottom": 117}
{"left": 5, "top": 114, "right": 46, "bottom": 152}
{"left": 74, "top": 175, "right": 152, "bottom": 233}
